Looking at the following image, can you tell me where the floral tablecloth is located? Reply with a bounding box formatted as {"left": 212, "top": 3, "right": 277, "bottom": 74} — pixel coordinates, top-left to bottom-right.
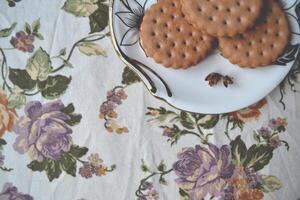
{"left": 0, "top": 0, "right": 300, "bottom": 200}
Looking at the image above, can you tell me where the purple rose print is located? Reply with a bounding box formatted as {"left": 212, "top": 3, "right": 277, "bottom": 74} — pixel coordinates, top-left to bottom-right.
{"left": 162, "top": 127, "right": 174, "bottom": 138}
{"left": 269, "top": 135, "right": 282, "bottom": 148}
{"left": 268, "top": 119, "right": 279, "bottom": 130}
{"left": 10, "top": 31, "right": 35, "bottom": 53}
{"left": 268, "top": 117, "right": 287, "bottom": 132}
{"left": 107, "top": 90, "right": 122, "bottom": 105}
{"left": 0, "top": 182, "right": 33, "bottom": 200}
{"left": 173, "top": 144, "right": 234, "bottom": 200}
{"left": 145, "top": 189, "right": 159, "bottom": 200}
{"left": 78, "top": 153, "right": 116, "bottom": 179}
{"left": 221, "top": 185, "right": 234, "bottom": 200}
{"left": 137, "top": 181, "right": 159, "bottom": 200}
{"left": 244, "top": 167, "right": 262, "bottom": 188}
{"left": 79, "top": 162, "right": 93, "bottom": 179}
{"left": 99, "top": 87, "right": 129, "bottom": 134}
{"left": 257, "top": 127, "right": 271, "bottom": 139}
{"left": 13, "top": 100, "right": 72, "bottom": 161}
{"left": 100, "top": 101, "right": 116, "bottom": 117}
{"left": 142, "top": 181, "right": 154, "bottom": 190}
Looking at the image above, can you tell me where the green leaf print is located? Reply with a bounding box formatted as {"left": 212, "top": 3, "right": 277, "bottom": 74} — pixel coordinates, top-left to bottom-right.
{"left": 61, "top": 103, "right": 76, "bottom": 114}
{"left": 27, "top": 160, "right": 47, "bottom": 172}
{"left": 9, "top": 68, "right": 36, "bottom": 90}
{"left": 89, "top": 3, "right": 109, "bottom": 33}
{"left": 140, "top": 159, "right": 150, "bottom": 172}
{"left": 157, "top": 160, "right": 167, "bottom": 172}
{"left": 65, "top": 113, "right": 82, "bottom": 126}
{"left": 62, "top": 0, "right": 98, "bottom": 17}
{"left": 69, "top": 145, "right": 88, "bottom": 158}
{"left": 180, "top": 112, "right": 194, "bottom": 130}
{"left": 33, "top": 32, "right": 44, "bottom": 40}
{"left": 40, "top": 75, "right": 72, "bottom": 99}
{"left": 0, "top": 22, "right": 17, "bottom": 37}
{"left": 230, "top": 136, "right": 247, "bottom": 165}
{"left": 24, "top": 22, "right": 31, "bottom": 35}
{"left": 26, "top": 48, "right": 52, "bottom": 81}
{"left": 198, "top": 115, "right": 219, "bottom": 129}
{"left": 121, "top": 66, "right": 141, "bottom": 85}
{"left": 244, "top": 145, "right": 273, "bottom": 171}
{"left": 61, "top": 103, "right": 82, "bottom": 126}
{"left": 45, "top": 159, "right": 62, "bottom": 182}
{"left": 261, "top": 175, "right": 283, "bottom": 192}
{"left": 78, "top": 41, "right": 107, "bottom": 56}
{"left": 32, "top": 18, "right": 41, "bottom": 34}
{"left": 7, "top": 89, "right": 26, "bottom": 109}
{"left": 60, "top": 153, "right": 77, "bottom": 177}
{"left": 59, "top": 48, "right": 67, "bottom": 56}
{"left": 179, "top": 188, "right": 191, "bottom": 200}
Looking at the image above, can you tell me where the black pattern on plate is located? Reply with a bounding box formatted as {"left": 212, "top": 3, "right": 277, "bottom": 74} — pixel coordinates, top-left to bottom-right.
{"left": 113, "top": 0, "right": 300, "bottom": 102}
{"left": 114, "top": 0, "right": 172, "bottom": 97}
{"left": 115, "top": 0, "right": 148, "bottom": 46}
{"left": 275, "top": 1, "right": 300, "bottom": 65}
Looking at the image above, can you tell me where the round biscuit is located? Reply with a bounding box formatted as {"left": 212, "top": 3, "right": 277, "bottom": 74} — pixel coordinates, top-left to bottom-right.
{"left": 140, "top": 0, "right": 214, "bottom": 69}
{"left": 218, "top": 0, "right": 290, "bottom": 68}
{"left": 180, "top": 0, "right": 263, "bottom": 37}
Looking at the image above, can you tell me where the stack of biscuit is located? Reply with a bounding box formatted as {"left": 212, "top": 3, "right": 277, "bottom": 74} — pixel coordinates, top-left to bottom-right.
{"left": 140, "top": 0, "right": 290, "bottom": 69}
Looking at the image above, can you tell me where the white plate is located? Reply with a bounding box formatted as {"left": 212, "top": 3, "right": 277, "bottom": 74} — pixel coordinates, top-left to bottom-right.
{"left": 109, "top": 0, "right": 300, "bottom": 114}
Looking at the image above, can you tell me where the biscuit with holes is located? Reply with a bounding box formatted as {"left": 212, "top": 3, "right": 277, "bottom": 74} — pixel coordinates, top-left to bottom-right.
{"left": 218, "top": 0, "right": 290, "bottom": 68}
{"left": 180, "top": 0, "right": 263, "bottom": 37}
{"left": 140, "top": 0, "right": 214, "bottom": 69}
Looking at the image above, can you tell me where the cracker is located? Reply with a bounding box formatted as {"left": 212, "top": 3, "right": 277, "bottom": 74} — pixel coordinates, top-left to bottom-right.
{"left": 180, "top": 0, "right": 263, "bottom": 37}
{"left": 218, "top": 0, "right": 290, "bottom": 68}
{"left": 140, "top": 0, "right": 214, "bottom": 69}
